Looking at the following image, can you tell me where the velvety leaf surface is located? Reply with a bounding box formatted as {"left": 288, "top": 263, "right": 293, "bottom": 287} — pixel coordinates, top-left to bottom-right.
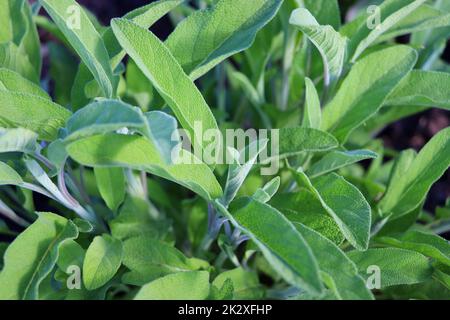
{"left": 321, "top": 46, "right": 417, "bottom": 143}
{"left": 166, "top": 0, "right": 283, "bottom": 80}
{"left": 134, "top": 271, "right": 210, "bottom": 300}
{"left": 66, "top": 134, "right": 222, "bottom": 200}
{"left": 216, "top": 198, "right": 323, "bottom": 295}
{"left": 348, "top": 248, "right": 433, "bottom": 288}
{"left": 0, "top": 91, "right": 71, "bottom": 141}
{"left": 83, "top": 234, "right": 123, "bottom": 290}
{"left": 294, "top": 223, "right": 373, "bottom": 300}
{"left": 41, "top": 0, "right": 114, "bottom": 98}
{"left": 0, "top": 213, "right": 78, "bottom": 299}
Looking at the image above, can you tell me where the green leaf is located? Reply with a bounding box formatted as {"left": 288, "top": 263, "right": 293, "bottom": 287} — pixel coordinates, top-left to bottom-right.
{"left": 303, "top": 0, "right": 340, "bottom": 29}
{"left": 307, "top": 150, "right": 378, "bottom": 178}
{"left": 321, "top": 45, "right": 417, "bottom": 143}
{"left": 215, "top": 198, "right": 323, "bottom": 295}
{"left": 110, "top": 196, "right": 169, "bottom": 241}
{"left": 94, "top": 167, "right": 125, "bottom": 211}
{"left": 386, "top": 70, "right": 450, "bottom": 110}
{"left": 166, "top": 0, "right": 283, "bottom": 80}
{"left": 0, "top": 42, "right": 38, "bottom": 83}
{"left": 294, "top": 170, "right": 371, "bottom": 250}
{"left": 377, "top": 5, "right": 450, "bottom": 42}
{"left": 134, "top": 271, "right": 210, "bottom": 300}
{"left": 252, "top": 176, "right": 281, "bottom": 203}
{"left": 270, "top": 191, "right": 344, "bottom": 245}
{"left": 41, "top": 0, "right": 114, "bottom": 98}
{"left": 212, "top": 267, "right": 263, "bottom": 300}
{"left": 377, "top": 231, "right": 450, "bottom": 266}
{"left": 71, "top": 0, "right": 182, "bottom": 109}
{"left": 302, "top": 77, "right": 321, "bottom": 129}
{"left": 350, "top": 0, "right": 427, "bottom": 62}
{"left": 0, "top": 128, "right": 39, "bottom": 154}
{"left": 66, "top": 134, "right": 223, "bottom": 201}
{"left": 221, "top": 139, "right": 267, "bottom": 206}
{"left": 289, "top": 8, "right": 347, "bottom": 84}
{"left": 83, "top": 234, "right": 123, "bottom": 290}
{"left": 0, "top": 91, "right": 71, "bottom": 141}
{"left": 379, "top": 127, "right": 450, "bottom": 217}
{"left": 122, "top": 235, "right": 204, "bottom": 286}
{"left": 0, "top": 68, "right": 49, "bottom": 99}
{"left": 294, "top": 223, "right": 373, "bottom": 300}
{"left": 65, "top": 99, "right": 179, "bottom": 163}
{"left": 104, "top": 0, "right": 183, "bottom": 67}
{"left": 65, "top": 99, "right": 147, "bottom": 141}
{"left": 57, "top": 240, "right": 85, "bottom": 273}
{"left": 111, "top": 18, "right": 218, "bottom": 152}
{"left": 0, "top": 161, "right": 23, "bottom": 184}
{"left": 348, "top": 248, "right": 433, "bottom": 288}
{"left": 0, "top": 0, "right": 41, "bottom": 77}
{"left": 0, "top": 212, "right": 78, "bottom": 299}
{"left": 276, "top": 127, "right": 338, "bottom": 159}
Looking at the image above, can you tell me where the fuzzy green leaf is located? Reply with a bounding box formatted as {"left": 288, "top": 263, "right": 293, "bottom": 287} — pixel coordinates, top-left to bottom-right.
{"left": 216, "top": 198, "right": 323, "bottom": 295}
{"left": 166, "top": 0, "right": 283, "bottom": 80}
{"left": 321, "top": 45, "right": 417, "bottom": 143}
{"left": 134, "top": 271, "right": 210, "bottom": 300}
{"left": 122, "top": 235, "right": 204, "bottom": 286}
{"left": 66, "top": 134, "right": 222, "bottom": 200}
{"left": 294, "top": 223, "right": 373, "bottom": 300}
{"left": 41, "top": 0, "right": 114, "bottom": 98}
{"left": 0, "top": 91, "right": 71, "bottom": 141}
{"left": 0, "top": 213, "right": 78, "bottom": 299}
{"left": 379, "top": 127, "right": 450, "bottom": 217}
{"left": 294, "top": 170, "right": 371, "bottom": 250}
{"left": 378, "top": 231, "right": 450, "bottom": 266}
{"left": 307, "top": 150, "right": 378, "bottom": 178}
{"left": 83, "top": 234, "right": 123, "bottom": 290}
{"left": 290, "top": 8, "right": 346, "bottom": 85}
{"left": 0, "top": 68, "right": 49, "bottom": 99}
{"left": 348, "top": 248, "right": 433, "bottom": 288}
{"left": 111, "top": 18, "right": 218, "bottom": 152}
{"left": 94, "top": 167, "right": 125, "bottom": 211}
{"left": 386, "top": 70, "right": 450, "bottom": 110}
{"left": 0, "top": 128, "right": 39, "bottom": 154}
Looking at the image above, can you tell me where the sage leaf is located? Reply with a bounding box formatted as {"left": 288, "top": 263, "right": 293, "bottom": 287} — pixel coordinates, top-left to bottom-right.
{"left": 386, "top": 70, "right": 450, "bottom": 110}
{"left": 215, "top": 198, "right": 323, "bottom": 295}
{"left": 348, "top": 248, "right": 433, "bottom": 288}
{"left": 321, "top": 45, "right": 417, "bottom": 143}
{"left": 379, "top": 127, "right": 450, "bottom": 217}
{"left": 294, "top": 170, "right": 371, "bottom": 250}
{"left": 0, "top": 68, "right": 49, "bottom": 99}
{"left": 94, "top": 167, "right": 125, "bottom": 211}
{"left": 41, "top": 0, "right": 115, "bottom": 98}
{"left": 302, "top": 77, "right": 321, "bottom": 129}
{"left": 0, "top": 128, "right": 39, "bottom": 154}
{"left": 134, "top": 271, "right": 210, "bottom": 300}
{"left": 307, "top": 150, "right": 378, "bottom": 178}
{"left": 111, "top": 18, "right": 219, "bottom": 151}
{"left": 294, "top": 222, "right": 374, "bottom": 300}
{"left": 83, "top": 234, "right": 123, "bottom": 290}
{"left": 66, "top": 134, "right": 223, "bottom": 200}
{"left": 0, "top": 212, "right": 78, "bottom": 299}
{"left": 122, "top": 235, "right": 205, "bottom": 286}
{"left": 350, "top": 0, "right": 427, "bottom": 62}
{"left": 0, "top": 91, "right": 71, "bottom": 141}
{"left": 377, "top": 231, "right": 450, "bottom": 266}
{"left": 289, "top": 8, "right": 347, "bottom": 85}
{"left": 166, "top": 0, "right": 283, "bottom": 80}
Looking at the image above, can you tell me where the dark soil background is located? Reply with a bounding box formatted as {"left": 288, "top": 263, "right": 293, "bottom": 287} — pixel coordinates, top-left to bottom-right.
{"left": 38, "top": 0, "right": 450, "bottom": 212}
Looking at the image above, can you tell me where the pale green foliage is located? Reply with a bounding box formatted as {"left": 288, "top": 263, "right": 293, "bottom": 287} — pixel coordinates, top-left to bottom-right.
{"left": 0, "top": 0, "right": 448, "bottom": 301}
